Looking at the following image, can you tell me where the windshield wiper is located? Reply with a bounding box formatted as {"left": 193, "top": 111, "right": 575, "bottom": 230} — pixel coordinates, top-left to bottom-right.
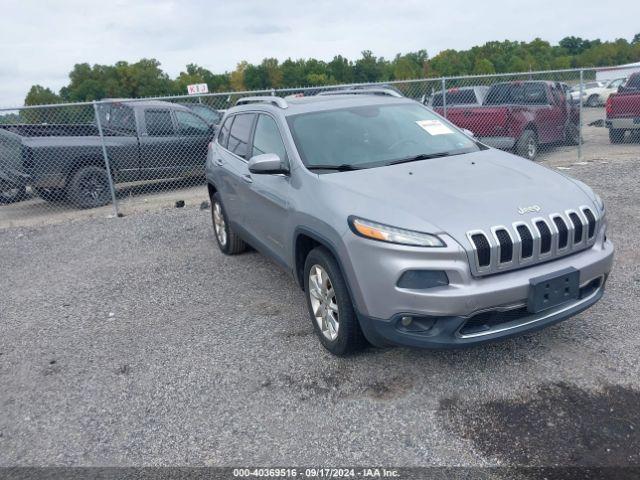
{"left": 306, "top": 164, "right": 362, "bottom": 172}
{"left": 388, "top": 152, "right": 455, "bottom": 166}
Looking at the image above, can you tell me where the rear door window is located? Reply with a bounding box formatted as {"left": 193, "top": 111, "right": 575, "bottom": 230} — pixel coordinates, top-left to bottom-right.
{"left": 227, "top": 113, "right": 256, "bottom": 159}
{"left": 145, "top": 110, "right": 175, "bottom": 136}
{"left": 101, "top": 104, "right": 136, "bottom": 133}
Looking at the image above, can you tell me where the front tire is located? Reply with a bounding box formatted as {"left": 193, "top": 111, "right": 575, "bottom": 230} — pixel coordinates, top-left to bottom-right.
{"left": 66, "top": 165, "right": 112, "bottom": 209}
{"left": 609, "top": 129, "right": 625, "bottom": 144}
{"left": 515, "top": 129, "right": 538, "bottom": 161}
{"left": 586, "top": 94, "right": 600, "bottom": 107}
{"left": 304, "top": 247, "right": 366, "bottom": 356}
{"left": 210, "top": 192, "right": 246, "bottom": 255}
{"left": 0, "top": 185, "right": 26, "bottom": 204}
{"left": 564, "top": 122, "right": 580, "bottom": 146}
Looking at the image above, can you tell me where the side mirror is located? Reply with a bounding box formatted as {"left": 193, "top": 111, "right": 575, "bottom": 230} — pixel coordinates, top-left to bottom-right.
{"left": 462, "top": 128, "right": 475, "bottom": 137}
{"left": 248, "top": 153, "right": 288, "bottom": 174}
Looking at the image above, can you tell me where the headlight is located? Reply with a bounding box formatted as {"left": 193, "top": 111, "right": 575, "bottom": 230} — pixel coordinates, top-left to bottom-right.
{"left": 594, "top": 194, "right": 605, "bottom": 214}
{"left": 349, "top": 217, "right": 445, "bottom": 247}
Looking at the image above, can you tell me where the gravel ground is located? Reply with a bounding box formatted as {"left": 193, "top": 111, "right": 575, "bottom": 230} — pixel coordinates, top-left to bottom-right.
{"left": 1, "top": 144, "right": 639, "bottom": 468}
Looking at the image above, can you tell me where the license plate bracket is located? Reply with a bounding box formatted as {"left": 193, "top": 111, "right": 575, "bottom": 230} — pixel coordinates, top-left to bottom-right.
{"left": 527, "top": 268, "right": 580, "bottom": 313}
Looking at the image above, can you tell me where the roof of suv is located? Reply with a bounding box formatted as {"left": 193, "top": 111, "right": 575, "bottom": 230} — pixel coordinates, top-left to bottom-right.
{"left": 232, "top": 93, "right": 414, "bottom": 116}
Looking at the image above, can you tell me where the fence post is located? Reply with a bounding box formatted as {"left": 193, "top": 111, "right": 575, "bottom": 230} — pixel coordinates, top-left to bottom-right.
{"left": 441, "top": 77, "right": 447, "bottom": 119}
{"left": 92, "top": 101, "right": 120, "bottom": 218}
{"left": 578, "top": 69, "right": 584, "bottom": 162}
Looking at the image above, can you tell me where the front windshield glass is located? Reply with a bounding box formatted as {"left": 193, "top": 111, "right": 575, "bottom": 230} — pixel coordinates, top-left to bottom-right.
{"left": 287, "top": 103, "right": 480, "bottom": 169}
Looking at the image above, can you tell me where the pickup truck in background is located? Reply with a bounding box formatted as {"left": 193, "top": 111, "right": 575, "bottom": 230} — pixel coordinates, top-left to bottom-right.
{"left": 440, "top": 81, "right": 579, "bottom": 160}
{"left": 0, "top": 100, "right": 215, "bottom": 207}
{"left": 606, "top": 72, "right": 640, "bottom": 143}
{"left": 428, "top": 86, "right": 489, "bottom": 110}
{"left": 570, "top": 78, "right": 626, "bottom": 107}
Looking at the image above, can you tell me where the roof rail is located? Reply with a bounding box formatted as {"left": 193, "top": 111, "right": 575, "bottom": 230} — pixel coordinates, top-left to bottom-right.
{"left": 235, "top": 96, "right": 288, "bottom": 108}
{"left": 317, "top": 88, "right": 404, "bottom": 98}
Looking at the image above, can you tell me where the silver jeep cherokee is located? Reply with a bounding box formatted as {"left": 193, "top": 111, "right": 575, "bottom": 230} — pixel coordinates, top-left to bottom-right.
{"left": 205, "top": 89, "right": 614, "bottom": 356}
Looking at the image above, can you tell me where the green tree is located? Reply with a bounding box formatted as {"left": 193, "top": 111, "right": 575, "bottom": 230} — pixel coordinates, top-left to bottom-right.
{"left": 327, "top": 55, "right": 354, "bottom": 83}
{"left": 229, "top": 61, "right": 248, "bottom": 91}
{"left": 473, "top": 58, "right": 496, "bottom": 75}
{"left": 22, "top": 85, "right": 66, "bottom": 123}
{"left": 22, "top": 33, "right": 640, "bottom": 107}
{"left": 24, "top": 85, "right": 61, "bottom": 106}
{"left": 354, "top": 51, "right": 387, "bottom": 83}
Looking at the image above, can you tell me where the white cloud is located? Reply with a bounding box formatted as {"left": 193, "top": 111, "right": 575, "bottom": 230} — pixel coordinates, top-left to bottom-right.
{"left": 0, "top": 0, "right": 638, "bottom": 107}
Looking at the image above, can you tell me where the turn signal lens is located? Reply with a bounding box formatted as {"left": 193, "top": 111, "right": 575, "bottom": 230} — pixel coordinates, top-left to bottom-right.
{"left": 349, "top": 217, "right": 445, "bottom": 247}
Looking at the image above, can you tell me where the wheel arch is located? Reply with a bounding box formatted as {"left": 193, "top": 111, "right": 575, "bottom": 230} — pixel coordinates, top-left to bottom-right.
{"left": 293, "top": 227, "right": 350, "bottom": 293}
{"left": 64, "top": 155, "right": 113, "bottom": 185}
{"left": 207, "top": 181, "right": 218, "bottom": 200}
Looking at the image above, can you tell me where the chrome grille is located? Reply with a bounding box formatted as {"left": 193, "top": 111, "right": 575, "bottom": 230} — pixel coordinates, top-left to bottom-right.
{"left": 516, "top": 224, "right": 534, "bottom": 258}
{"left": 553, "top": 216, "right": 569, "bottom": 249}
{"left": 535, "top": 220, "right": 552, "bottom": 254}
{"left": 466, "top": 207, "right": 599, "bottom": 276}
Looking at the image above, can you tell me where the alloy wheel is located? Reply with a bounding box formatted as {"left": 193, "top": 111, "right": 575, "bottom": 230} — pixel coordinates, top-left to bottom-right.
{"left": 213, "top": 201, "right": 227, "bottom": 246}
{"left": 308, "top": 264, "right": 339, "bottom": 341}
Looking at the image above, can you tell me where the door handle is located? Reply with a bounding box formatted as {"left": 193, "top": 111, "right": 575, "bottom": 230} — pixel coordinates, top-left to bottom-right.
{"left": 214, "top": 158, "right": 224, "bottom": 166}
{"left": 242, "top": 174, "right": 253, "bottom": 184}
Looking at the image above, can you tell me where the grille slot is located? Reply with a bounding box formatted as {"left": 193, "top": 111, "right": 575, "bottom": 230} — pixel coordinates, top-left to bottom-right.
{"left": 569, "top": 212, "right": 583, "bottom": 243}
{"left": 495, "top": 229, "right": 513, "bottom": 263}
{"left": 535, "top": 220, "right": 552, "bottom": 254}
{"left": 460, "top": 307, "right": 529, "bottom": 335}
{"left": 516, "top": 225, "right": 533, "bottom": 259}
{"left": 583, "top": 208, "right": 596, "bottom": 238}
{"left": 553, "top": 216, "right": 569, "bottom": 249}
{"left": 471, "top": 233, "right": 491, "bottom": 267}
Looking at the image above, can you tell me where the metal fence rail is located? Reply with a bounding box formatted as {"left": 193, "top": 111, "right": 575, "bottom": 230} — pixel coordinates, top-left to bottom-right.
{"left": 1, "top": 65, "right": 639, "bottom": 227}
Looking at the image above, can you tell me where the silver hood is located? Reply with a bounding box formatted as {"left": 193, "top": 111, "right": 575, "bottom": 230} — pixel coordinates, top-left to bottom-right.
{"left": 319, "top": 148, "right": 600, "bottom": 274}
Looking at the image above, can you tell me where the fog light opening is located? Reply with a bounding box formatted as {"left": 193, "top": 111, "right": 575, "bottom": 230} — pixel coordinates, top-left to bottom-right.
{"left": 401, "top": 316, "right": 413, "bottom": 327}
{"left": 396, "top": 315, "right": 436, "bottom": 333}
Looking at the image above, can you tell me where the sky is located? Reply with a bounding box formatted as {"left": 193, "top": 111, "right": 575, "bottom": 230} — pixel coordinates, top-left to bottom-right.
{"left": 0, "top": 0, "right": 639, "bottom": 107}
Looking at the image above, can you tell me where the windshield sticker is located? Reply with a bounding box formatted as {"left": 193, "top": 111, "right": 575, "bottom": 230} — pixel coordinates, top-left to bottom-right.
{"left": 416, "top": 119, "right": 454, "bottom": 135}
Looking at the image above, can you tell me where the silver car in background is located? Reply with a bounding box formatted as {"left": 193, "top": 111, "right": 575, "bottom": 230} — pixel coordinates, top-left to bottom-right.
{"left": 205, "top": 90, "right": 613, "bottom": 356}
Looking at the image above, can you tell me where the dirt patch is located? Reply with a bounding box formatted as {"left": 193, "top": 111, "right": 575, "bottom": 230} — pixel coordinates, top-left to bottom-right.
{"left": 261, "top": 370, "right": 414, "bottom": 402}
{"left": 439, "top": 383, "right": 640, "bottom": 466}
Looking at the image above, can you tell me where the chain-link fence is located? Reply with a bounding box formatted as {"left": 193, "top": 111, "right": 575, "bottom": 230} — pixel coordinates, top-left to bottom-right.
{"left": 1, "top": 65, "right": 639, "bottom": 227}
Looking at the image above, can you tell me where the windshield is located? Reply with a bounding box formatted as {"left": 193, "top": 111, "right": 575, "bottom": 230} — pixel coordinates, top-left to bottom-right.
{"left": 287, "top": 103, "right": 480, "bottom": 170}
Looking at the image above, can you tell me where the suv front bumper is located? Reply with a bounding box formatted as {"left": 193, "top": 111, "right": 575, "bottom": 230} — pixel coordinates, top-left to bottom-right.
{"left": 357, "top": 275, "right": 605, "bottom": 348}
{"left": 342, "top": 229, "right": 614, "bottom": 349}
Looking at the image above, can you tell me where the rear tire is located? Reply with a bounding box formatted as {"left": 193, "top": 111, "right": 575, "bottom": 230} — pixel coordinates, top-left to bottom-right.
{"left": 564, "top": 123, "right": 580, "bottom": 146}
{"left": 586, "top": 95, "right": 600, "bottom": 107}
{"left": 609, "top": 129, "right": 625, "bottom": 144}
{"left": 0, "top": 185, "right": 26, "bottom": 204}
{"left": 515, "top": 129, "right": 538, "bottom": 161}
{"left": 66, "top": 165, "right": 112, "bottom": 209}
{"left": 304, "top": 246, "right": 366, "bottom": 356}
{"left": 211, "top": 191, "right": 246, "bottom": 255}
